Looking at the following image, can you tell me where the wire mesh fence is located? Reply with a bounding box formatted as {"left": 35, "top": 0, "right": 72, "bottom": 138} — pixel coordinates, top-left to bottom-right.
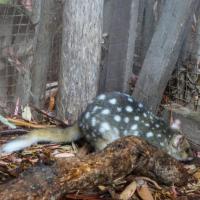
{"left": 0, "top": 0, "right": 61, "bottom": 115}
{"left": 0, "top": 0, "right": 199, "bottom": 116}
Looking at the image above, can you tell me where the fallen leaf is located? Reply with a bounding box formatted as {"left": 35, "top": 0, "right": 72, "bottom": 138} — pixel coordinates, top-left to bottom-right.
{"left": 53, "top": 152, "right": 75, "bottom": 158}
{"left": 119, "top": 180, "right": 137, "bottom": 200}
{"left": 137, "top": 179, "right": 154, "bottom": 200}
{"left": 22, "top": 105, "right": 32, "bottom": 121}
{"left": 193, "top": 170, "right": 200, "bottom": 180}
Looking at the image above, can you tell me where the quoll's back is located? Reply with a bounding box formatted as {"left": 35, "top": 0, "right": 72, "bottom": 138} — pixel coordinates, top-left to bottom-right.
{"left": 79, "top": 92, "right": 193, "bottom": 161}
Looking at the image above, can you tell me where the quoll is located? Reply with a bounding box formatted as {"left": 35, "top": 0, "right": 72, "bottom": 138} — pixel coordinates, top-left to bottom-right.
{"left": 1, "top": 92, "right": 193, "bottom": 161}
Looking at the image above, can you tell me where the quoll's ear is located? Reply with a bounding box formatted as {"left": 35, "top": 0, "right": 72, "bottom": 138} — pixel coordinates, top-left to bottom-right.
{"left": 170, "top": 119, "right": 181, "bottom": 130}
{"left": 172, "top": 134, "right": 184, "bottom": 148}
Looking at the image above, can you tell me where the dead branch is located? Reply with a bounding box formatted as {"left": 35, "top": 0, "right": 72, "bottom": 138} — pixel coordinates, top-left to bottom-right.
{"left": 0, "top": 136, "right": 195, "bottom": 200}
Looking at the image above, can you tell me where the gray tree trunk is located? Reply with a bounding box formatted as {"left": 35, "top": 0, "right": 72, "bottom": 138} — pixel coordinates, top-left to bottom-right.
{"left": 30, "top": 0, "right": 57, "bottom": 108}
{"left": 99, "top": 0, "right": 139, "bottom": 93}
{"left": 57, "top": 0, "right": 103, "bottom": 121}
{"left": 14, "top": 0, "right": 42, "bottom": 107}
{"left": 133, "top": 0, "right": 165, "bottom": 75}
{"left": 133, "top": 0, "right": 197, "bottom": 113}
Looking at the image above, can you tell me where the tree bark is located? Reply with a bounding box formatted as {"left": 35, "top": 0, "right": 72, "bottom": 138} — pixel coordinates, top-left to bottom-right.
{"left": 30, "top": 0, "right": 57, "bottom": 109}
{"left": 0, "top": 136, "right": 193, "bottom": 200}
{"left": 99, "top": 0, "right": 139, "bottom": 93}
{"left": 133, "top": 0, "right": 197, "bottom": 113}
{"left": 57, "top": 0, "right": 103, "bottom": 121}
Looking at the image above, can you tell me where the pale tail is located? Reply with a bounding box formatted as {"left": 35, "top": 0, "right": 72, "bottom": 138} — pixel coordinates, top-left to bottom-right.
{"left": 0, "top": 124, "right": 81, "bottom": 153}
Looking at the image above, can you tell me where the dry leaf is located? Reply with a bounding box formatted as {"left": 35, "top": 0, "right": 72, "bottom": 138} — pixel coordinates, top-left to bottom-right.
{"left": 22, "top": 105, "right": 32, "bottom": 121}
{"left": 119, "top": 181, "right": 137, "bottom": 200}
{"left": 193, "top": 170, "right": 200, "bottom": 180}
{"left": 53, "top": 152, "right": 75, "bottom": 158}
{"left": 48, "top": 96, "right": 55, "bottom": 111}
{"left": 137, "top": 180, "right": 154, "bottom": 200}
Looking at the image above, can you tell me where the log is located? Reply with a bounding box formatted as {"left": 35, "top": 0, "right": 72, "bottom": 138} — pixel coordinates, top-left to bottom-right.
{"left": 0, "top": 136, "right": 193, "bottom": 200}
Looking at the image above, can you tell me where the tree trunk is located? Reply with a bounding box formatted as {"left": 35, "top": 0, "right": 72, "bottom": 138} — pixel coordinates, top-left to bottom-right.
{"left": 99, "top": 0, "right": 139, "bottom": 93}
{"left": 14, "top": 0, "right": 42, "bottom": 107}
{"left": 30, "top": 0, "right": 57, "bottom": 109}
{"left": 133, "top": 0, "right": 165, "bottom": 75}
{"left": 133, "top": 0, "right": 197, "bottom": 113}
{"left": 57, "top": 0, "right": 103, "bottom": 121}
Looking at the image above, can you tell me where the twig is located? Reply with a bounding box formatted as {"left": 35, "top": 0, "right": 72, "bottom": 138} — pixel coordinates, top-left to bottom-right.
{"left": 30, "top": 105, "right": 68, "bottom": 126}
{"left": 6, "top": 118, "right": 56, "bottom": 129}
{"left": 135, "top": 176, "right": 162, "bottom": 190}
{"left": 0, "top": 128, "right": 28, "bottom": 136}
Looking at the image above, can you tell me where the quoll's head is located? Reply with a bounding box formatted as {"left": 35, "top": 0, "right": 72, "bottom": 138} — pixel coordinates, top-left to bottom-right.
{"left": 167, "top": 129, "right": 193, "bottom": 161}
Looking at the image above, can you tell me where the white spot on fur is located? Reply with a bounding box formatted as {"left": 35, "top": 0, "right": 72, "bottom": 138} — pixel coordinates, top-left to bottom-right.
{"left": 99, "top": 122, "right": 111, "bottom": 133}
{"left": 131, "top": 124, "right": 138, "bottom": 130}
{"left": 117, "top": 107, "right": 122, "bottom": 112}
{"left": 155, "top": 124, "right": 160, "bottom": 128}
{"left": 114, "top": 115, "right": 121, "bottom": 122}
{"left": 92, "top": 106, "right": 100, "bottom": 113}
{"left": 125, "top": 106, "right": 133, "bottom": 112}
{"left": 145, "top": 123, "right": 150, "bottom": 127}
{"left": 109, "top": 98, "right": 117, "bottom": 105}
{"left": 85, "top": 112, "right": 90, "bottom": 119}
{"left": 133, "top": 131, "right": 139, "bottom": 136}
{"left": 157, "top": 134, "right": 162, "bottom": 138}
{"left": 138, "top": 103, "right": 143, "bottom": 108}
{"left": 98, "top": 94, "right": 106, "bottom": 100}
{"left": 124, "top": 117, "right": 130, "bottom": 123}
{"left": 134, "top": 116, "right": 140, "bottom": 121}
{"left": 123, "top": 130, "right": 128, "bottom": 135}
{"left": 128, "top": 97, "right": 133, "bottom": 102}
{"left": 143, "top": 113, "right": 147, "bottom": 118}
{"left": 101, "top": 109, "right": 110, "bottom": 115}
{"left": 91, "top": 117, "right": 96, "bottom": 127}
{"left": 146, "top": 132, "right": 154, "bottom": 138}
